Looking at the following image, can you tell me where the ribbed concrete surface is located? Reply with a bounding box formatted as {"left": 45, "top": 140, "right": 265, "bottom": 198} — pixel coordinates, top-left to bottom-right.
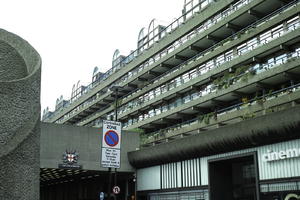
{"left": 0, "top": 29, "right": 41, "bottom": 200}
{"left": 129, "top": 105, "right": 300, "bottom": 168}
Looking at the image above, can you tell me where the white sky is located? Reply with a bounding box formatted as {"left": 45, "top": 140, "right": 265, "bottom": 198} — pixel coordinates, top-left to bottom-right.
{"left": 1, "top": 0, "right": 184, "bottom": 112}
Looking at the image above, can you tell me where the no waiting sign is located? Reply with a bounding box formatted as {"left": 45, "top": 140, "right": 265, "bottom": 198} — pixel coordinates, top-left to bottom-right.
{"left": 101, "top": 120, "right": 122, "bottom": 168}
{"left": 102, "top": 120, "right": 121, "bottom": 149}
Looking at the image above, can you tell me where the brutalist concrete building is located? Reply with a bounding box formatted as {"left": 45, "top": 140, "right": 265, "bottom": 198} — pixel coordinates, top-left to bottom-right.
{"left": 43, "top": 0, "right": 300, "bottom": 199}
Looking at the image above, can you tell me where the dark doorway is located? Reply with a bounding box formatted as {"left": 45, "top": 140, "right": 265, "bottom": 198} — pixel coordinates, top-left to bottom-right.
{"left": 40, "top": 168, "right": 135, "bottom": 200}
{"left": 209, "top": 153, "right": 258, "bottom": 200}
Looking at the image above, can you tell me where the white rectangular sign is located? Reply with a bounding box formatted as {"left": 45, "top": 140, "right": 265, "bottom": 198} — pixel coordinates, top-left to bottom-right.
{"left": 101, "top": 120, "right": 121, "bottom": 168}
{"left": 102, "top": 120, "right": 121, "bottom": 149}
{"left": 101, "top": 148, "right": 120, "bottom": 168}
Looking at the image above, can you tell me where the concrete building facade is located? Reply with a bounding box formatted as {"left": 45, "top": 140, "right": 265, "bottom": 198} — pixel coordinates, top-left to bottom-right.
{"left": 40, "top": 123, "right": 139, "bottom": 200}
{"left": 43, "top": 0, "right": 300, "bottom": 199}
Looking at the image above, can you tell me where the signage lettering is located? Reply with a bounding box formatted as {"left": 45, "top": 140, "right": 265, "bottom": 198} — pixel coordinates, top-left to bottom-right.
{"left": 262, "top": 148, "right": 300, "bottom": 162}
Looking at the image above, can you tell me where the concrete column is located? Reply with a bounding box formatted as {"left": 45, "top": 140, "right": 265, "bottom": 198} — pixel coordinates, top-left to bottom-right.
{"left": 0, "top": 29, "right": 41, "bottom": 199}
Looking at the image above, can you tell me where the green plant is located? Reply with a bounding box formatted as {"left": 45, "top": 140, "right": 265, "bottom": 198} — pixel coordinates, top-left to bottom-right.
{"left": 257, "top": 98, "right": 265, "bottom": 105}
{"left": 203, "top": 112, "right": 214, "bottom": 124}
{"left": 235, "top": 65, "right": 250, "bottom": 77}
{"left": 242, "top": 112, "right": 255, "bottom": 120}
{"left": 267, "top": 89, "right": 274, "bottom": 97}
{"left": 241, "top": 74, "right": 248, "bottom": 82}
{"left": 117, "top": 99, "right": 123, "bottom": 107}
{"left": 198, "top": 115, "right": 204, "bottom": 123}
{"left": 266, "top": 107, "right": 274, "bottom": 113}
{"left": 204, "top": 115, "right": 210, "bottom": 124}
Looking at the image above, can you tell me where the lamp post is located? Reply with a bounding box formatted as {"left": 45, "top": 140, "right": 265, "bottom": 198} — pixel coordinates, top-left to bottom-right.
{"left": 109, "top": 85, "right": 122, "bottom": 200}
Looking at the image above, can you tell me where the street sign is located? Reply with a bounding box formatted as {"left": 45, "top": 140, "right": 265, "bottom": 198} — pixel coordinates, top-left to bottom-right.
{"left": 102, "top": 120, "right": 121, "bottom": 149}
{"left": 104, "top": 130, "right": 119, "bottom": 147}
{"left": 101, "top": 120, "right": 122, "bottom": 168}
{"left": 101, "top": 148, "right": 120, "bottom": 168}
{"left": 112, "top": 186, "right": 120, "bottom": 194}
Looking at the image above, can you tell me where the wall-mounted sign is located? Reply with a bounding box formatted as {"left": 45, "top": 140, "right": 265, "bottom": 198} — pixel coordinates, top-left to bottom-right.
{"left": 58, "top": 150, "right": 82, "bottom": 169}
{"left": 101, "top": 120, "right": 122, "bottom": 168}
{"left": 262, "top": 148, "right": 300, "bottom": 162}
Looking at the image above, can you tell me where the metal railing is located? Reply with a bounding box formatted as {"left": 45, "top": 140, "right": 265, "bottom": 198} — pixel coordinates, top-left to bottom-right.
{"left": 141, "top": 82, "right": 300, "bottom": 146}
{"left": 78, "top": 0, "right": 300, "bottom": 126}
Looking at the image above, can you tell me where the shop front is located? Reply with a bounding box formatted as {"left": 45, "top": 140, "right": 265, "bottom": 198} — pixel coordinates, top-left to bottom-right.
{"left": 136, "top": 139, "right": 300, "bottom": 200}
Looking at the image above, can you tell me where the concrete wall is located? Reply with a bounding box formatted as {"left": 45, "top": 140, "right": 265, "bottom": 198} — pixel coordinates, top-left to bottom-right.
{"left": 41, "top": 122, "right": 139, "bottom": 172}
{"left": 0, "top": 29, "right": 41, "bottom": 200}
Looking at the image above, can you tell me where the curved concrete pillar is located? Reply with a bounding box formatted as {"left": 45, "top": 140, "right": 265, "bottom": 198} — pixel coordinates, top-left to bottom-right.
{"left": 0, "top": 29, "right": 41, "bottom": 199}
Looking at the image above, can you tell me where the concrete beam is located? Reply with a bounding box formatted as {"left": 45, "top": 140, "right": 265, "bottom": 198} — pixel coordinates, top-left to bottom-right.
{"left": 210, "top": 99, "right": 227, "bottom": 107}
{"left": 175, "top": 92, "right": 184, "bottom": 98}
{"left": 256, "top": 82, "right": 273, "bottom": 90}
{"left": 206, "top": 34, "right": 222, "bottom": 42}
{"left": 190, "top": 85, "right": 201, "bottom": 91}
{"left": 248, "top": 9, "right": 264, "bottom": 18}
{"left": 280, "top": 44, "right": 292, "bottom": 52}
{"left": 137, "top": 77, "right": 148, "bottom": 82}
{"left": 226, "top": 23, "right": 241, "bottom": 31}
{"left": 197, "top": 128, "right": 208, "bottom": 133}
{"left": 276, "top": 0, "right": 290, "bottom": 3}
{"left": 175, "top": 112, "right": 192, "bottom": 118}
{"left": 148, "top": 70, "right": 160, "bottom": 76}
{"left": 192, "top": 106, "right": 211, "bottom": 113}
{"left": 283, "top": 72, "right": 300, "bottom": 80}
{"left": 231, "top": 91, "right": 248, "bottom": 97}
{"left": 252, "top": 56, "right": 263, "bottom": 63}
{"left": 189, "top": 45, "right": 203, "bottom": 52}
{"left": 159, "top": 63, "right": 174, "bottom": 69}
{"left": 126, "top": 83, "right": 137, "bottom": 89}
{"left": 174, "top": 54, "right": 189, "bottom": 61}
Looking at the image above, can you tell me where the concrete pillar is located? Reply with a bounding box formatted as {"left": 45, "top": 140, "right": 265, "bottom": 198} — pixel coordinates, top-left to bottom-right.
{"left": 0, "top": 29, "right": 41, "bottom": 199}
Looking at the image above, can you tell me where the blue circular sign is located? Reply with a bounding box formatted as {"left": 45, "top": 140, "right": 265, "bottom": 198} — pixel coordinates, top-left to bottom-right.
{"left": 104, "top": 130, "right": 119, "bottom": 147}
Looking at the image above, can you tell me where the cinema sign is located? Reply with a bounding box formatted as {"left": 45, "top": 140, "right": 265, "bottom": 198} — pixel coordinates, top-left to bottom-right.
{"left": 262, "top": 148, "right": 300, "bottom": 162}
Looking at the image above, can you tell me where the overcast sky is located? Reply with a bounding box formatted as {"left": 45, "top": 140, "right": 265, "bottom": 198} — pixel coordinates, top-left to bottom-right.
{"left": 1, "top": 0, "right": 184, "bottom": 111}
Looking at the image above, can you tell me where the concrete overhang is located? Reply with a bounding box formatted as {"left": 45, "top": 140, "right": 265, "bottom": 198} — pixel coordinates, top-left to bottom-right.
{"left": 128, "top": 105, "right": 300, "bottom": 168}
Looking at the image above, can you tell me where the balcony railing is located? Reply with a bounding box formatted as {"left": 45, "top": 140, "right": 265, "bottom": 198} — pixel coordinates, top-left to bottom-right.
{"left": 141, "top": 82, "right": 300, "bottom": 146}
{"left": 47, "top": 0, "right": 257, "bottom": 122}
{"left": 123, "top": 49, "right": 300, "bottom": 128}
{"left": 76, "top": 2, "right": 300, "bottom": 126}
{"left": 118, "top": 16, "right": 300, "bottom": 124}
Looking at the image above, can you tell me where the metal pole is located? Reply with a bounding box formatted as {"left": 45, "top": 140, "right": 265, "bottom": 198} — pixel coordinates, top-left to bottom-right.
{"left": 107, "top": 167, "right": 112, "bottom": 200}
{"left": 114, "top": 88, "right": 118, "bottom": 200}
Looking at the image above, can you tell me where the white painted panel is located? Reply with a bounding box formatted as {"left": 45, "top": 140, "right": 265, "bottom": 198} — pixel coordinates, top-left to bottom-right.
{"left": 196, "top": 158, "right": 201, "bottom": 186}
{"left": 188, "top": 160, "right": 191, "bottom": 187}
{"left": 161, "top": 165, "right": 165, "bottom": 189}
{"left": 183, "top": 161, "right": 187, "bottom": 187}
{"left": 258, "top": 139, "right": 300, "bottom": 180}
{"left": 137, "top": 166, "right": 160, "bottom": 191}
{"left": 190, "top": 160, "right": 195, "bottom": 186}
{"left": 200, "top": 156, "right": 209, "bottom": 185}
{"left": 177, "top": 162, "right": 182, "bottom": 188}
